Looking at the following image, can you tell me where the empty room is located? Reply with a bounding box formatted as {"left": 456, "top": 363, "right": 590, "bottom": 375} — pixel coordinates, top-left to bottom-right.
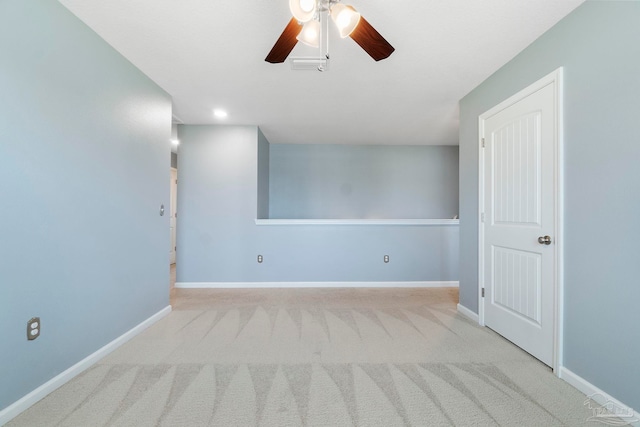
{"left": 1, "top": 0, "right": 638, "bottom": 425}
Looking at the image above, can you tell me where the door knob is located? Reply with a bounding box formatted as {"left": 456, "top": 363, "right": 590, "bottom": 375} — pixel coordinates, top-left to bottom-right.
{"left": 538, "top": 235, "right": 552, "bottom": 245}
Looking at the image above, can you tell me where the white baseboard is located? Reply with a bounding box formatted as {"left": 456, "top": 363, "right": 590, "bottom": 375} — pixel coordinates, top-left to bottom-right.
{"left": 0, "top": 305, "right": 172, "bottom": 426}
{"left": 255, "top": 219, "right": 460, "bottom": 226}
{"left": 175, "top": 281, "right": 459, "bottom": 289}
{"left": 559, "top": 367, "right": 639, "bottom": 427}
{"left": 457, "top": 303, "right": 479, "bottom": 323}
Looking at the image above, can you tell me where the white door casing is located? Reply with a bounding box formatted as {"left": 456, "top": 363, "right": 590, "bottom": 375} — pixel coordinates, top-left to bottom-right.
{"left": 170, "top": 167, "right": 177, "bottom": 264}
{"left": 478, "top": 68, "right": 563, "bottom": 370}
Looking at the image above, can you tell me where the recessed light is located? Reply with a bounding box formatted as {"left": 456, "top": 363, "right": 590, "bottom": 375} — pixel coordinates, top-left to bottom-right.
{"left": 213, "top": 109, "right": 228, "bottom": 119}
{"left": 171, "top": 139, "right": 180, "bottom": 146}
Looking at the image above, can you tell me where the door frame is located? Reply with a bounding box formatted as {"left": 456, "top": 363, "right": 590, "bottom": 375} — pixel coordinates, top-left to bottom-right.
{"left": 170, "top": 166, "right": 178, "bottom": 265}
{"left": 477, "top": 67, "right": 564, "bottom": 373}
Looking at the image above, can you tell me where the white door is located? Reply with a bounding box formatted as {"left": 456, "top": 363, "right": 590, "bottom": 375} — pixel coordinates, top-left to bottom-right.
{"left": 480, "top": 70, "right": 561, "bottom": 367}
{"left": 169, "top": 167, "right": 177, "bottom": 264}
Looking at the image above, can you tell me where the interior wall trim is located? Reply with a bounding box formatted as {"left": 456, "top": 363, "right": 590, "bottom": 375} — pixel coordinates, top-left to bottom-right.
{"left": 456, "top": 303, "right": 480, "bottom": 323}
{"left": 255, "top": 219, "right": 460, "bottom": 226}
{"left": 0, "top": 306, "right": 172, "bottom": 426}
{"left": 175, "top": 281, "right": 459, "bottom": 289}
{"left": 559, "top": 367, "right": 640, "bottom": 427}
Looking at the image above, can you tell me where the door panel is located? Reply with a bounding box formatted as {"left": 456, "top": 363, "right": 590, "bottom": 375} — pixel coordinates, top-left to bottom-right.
{"left": 493, "top": 112, "right": 541, "bottom": 226}
{"left": 482, "top": 81, "right": 557, "bottom": 366}
{"left": 492, "top": 246, "right": 541, "bottom": 325}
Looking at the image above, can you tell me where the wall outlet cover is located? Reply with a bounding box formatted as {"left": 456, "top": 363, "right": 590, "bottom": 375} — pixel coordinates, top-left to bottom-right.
{"left": 27, "top": 317, "right": 40, "bottom": 340}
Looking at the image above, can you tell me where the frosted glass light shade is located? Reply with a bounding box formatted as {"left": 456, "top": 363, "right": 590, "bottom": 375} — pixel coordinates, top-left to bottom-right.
{"left": 289, "top": 0, "right": 316, "bottom": 23}
{"left": 296, "top": 20, "right": 320, "bottom": 48}
{"left": 330, "top": 4, "right": 361, "bottom": 38}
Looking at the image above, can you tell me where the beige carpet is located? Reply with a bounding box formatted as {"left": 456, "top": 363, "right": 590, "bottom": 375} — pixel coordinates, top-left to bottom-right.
{"left": 9, "top": 288, "right": 601, "bottom": 426}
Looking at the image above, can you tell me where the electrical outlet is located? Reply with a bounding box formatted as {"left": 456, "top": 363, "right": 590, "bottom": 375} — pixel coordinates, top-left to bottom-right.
{"left": 257, "top": 255, "right": 263, "bottom": 263}
{"left": 27, "top": 317, "right": 40, "bottom": 340}
{"left": 384, "top": 255, "right": 390, "bottom": 263}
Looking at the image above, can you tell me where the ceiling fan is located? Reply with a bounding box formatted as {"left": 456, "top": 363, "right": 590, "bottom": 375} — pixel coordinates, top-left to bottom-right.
{"left": 265, "top": 0, "right": 395, "bottom": 65}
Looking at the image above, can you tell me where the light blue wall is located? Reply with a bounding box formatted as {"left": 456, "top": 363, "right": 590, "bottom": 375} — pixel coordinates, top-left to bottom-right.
{"left": 171, "top": 124, "right": 179, "bottom": 168}
{"left": 459, "top": 1, "right": 640, "bottom": 411}
{"left": 269, "top": 144, "right": 459, "bottom": 219}
{"left": 257, "top": 128, "right": 270, "bottom": 219}
{"left": 0, "top": 0, "right": 172, "bottom": 412}
{"left": 177, "top": 125, "right": 458, "bottom": 283}
{"left": 176, "top": 125, "right": 260, "bottom": 281}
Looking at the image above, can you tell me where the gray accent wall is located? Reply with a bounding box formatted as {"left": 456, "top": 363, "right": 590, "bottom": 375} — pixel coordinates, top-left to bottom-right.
{"left": 269, "top": 144, "right": 459, "bottom": 219}
{"left": 459, "top": 1, "right": 640, "bottom": 411}
{"left": 0, "top": 0, "right": 172, "bottom": 412}
{"left": 177, "top": 125, "right": 458, "bottom": 283}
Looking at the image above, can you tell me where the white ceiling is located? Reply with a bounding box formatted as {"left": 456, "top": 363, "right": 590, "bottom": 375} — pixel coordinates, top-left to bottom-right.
{"left": 59, "top": 0, "right": 584, "bottom": 146}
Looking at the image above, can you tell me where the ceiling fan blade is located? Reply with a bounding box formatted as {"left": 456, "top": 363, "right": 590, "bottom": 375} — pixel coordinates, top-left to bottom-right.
{"left": 265, "top": 18, "right": 303, "bottom": 63}
{"left": 349, "top": 16, "right": 395, "bottom": 61}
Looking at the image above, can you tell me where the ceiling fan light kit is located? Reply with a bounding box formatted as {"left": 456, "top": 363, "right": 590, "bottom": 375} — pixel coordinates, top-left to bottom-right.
{"left": 289, "top": 0, "right": 317, "bottom": 22}
{"left": 265, "top": 0, "right": 394, "bottom": 69}
{"left": 330, "top": 4, "right": 360, "bottom": 38}
{"left": 296, "top": 19, "right": 321, "bottom": 47}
